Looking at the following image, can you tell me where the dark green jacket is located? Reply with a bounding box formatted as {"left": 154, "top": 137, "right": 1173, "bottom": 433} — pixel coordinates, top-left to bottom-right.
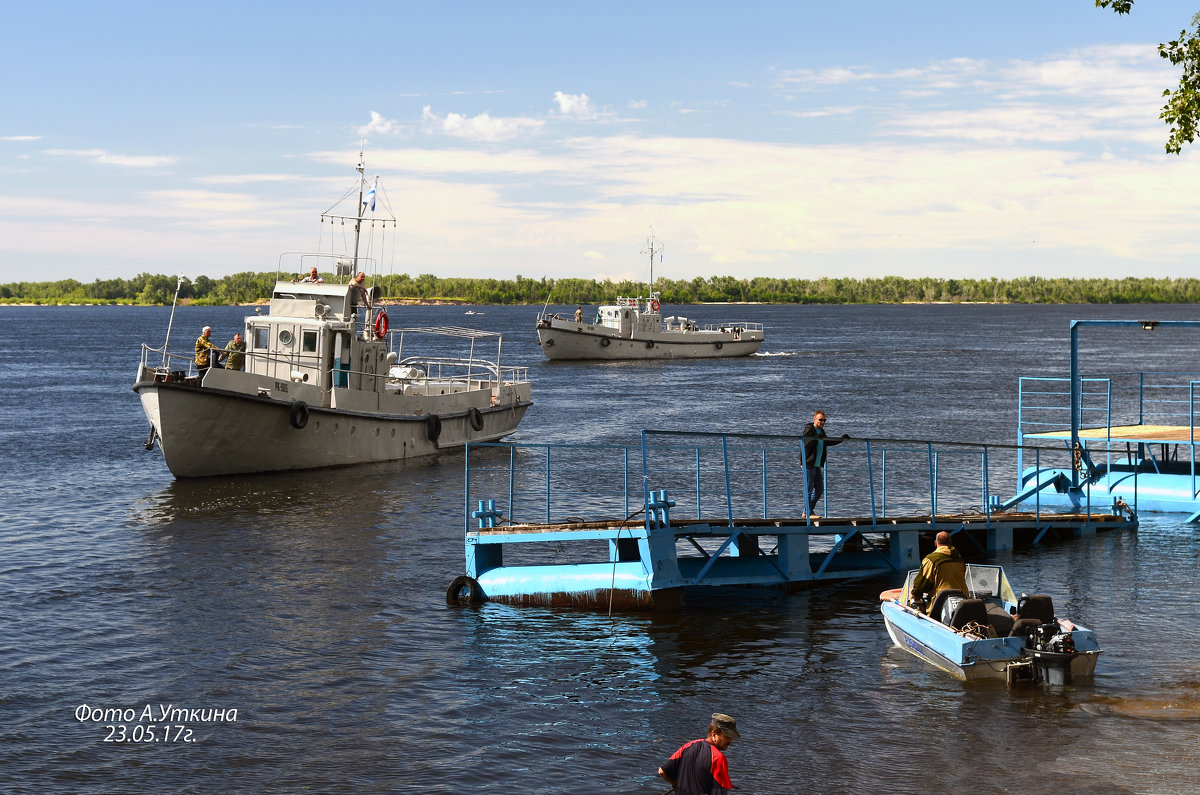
{"left": 911, "top": 544, "right": 968, "bottom": 604}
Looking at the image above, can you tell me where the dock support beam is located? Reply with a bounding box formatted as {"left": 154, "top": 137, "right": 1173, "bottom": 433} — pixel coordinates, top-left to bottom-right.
{"left": 890, "top": 530, "right": 920, "bottom": 571}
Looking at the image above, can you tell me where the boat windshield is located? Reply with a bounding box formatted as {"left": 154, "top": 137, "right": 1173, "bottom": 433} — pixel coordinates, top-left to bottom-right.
{"left": 964, "top": 564, "right": 1016, "bottom": 603}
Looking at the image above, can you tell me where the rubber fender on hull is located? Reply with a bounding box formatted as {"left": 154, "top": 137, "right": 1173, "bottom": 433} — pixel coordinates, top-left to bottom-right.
{"left": 446, "top": 575, "right": 485, "bottom": 605}
{"left": 468, "top": 407, "right": 484, "bottom": 431}
{"left": 600, "top": 337, "right": 611, "bottom": 347}
{"left": 289, "top": 401, "right": 309, "bottom": 429}
{"left": 426, "top": 414, "right": 442, "bottom": 442}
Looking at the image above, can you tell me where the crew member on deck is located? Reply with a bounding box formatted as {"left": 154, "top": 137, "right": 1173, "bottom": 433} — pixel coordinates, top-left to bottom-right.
{"left": 195, "top": 326, "right": 219, "bottom": 377}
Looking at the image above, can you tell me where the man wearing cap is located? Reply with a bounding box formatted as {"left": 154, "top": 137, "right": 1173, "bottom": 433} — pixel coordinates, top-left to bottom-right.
{"left": 657, "top": 712, "right": 739, "bottom": 795}
{"left": 195, "top": 326, "right": 219, "bottom": 378}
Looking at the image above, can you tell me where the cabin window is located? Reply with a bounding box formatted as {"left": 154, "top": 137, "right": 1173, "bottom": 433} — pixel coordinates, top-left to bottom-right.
{"left": 302, "top": 330, "right": 318, "bottom": 353}
{"left": 278, "top": 329, "right": 293, "bottom": 346}
{"left": 252, "top": 327, "right": 269, "bottom": 349}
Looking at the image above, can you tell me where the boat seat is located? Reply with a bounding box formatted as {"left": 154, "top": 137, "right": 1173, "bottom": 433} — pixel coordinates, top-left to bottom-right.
{"left": 1009, "top": 618, "right": 1044, "bottom": 641}
{"left": 949, "top": 598, "right": 990, "bottom": 631}
{"left": 1015, "top": 594, "right": 1055, "bottom": 624}
{"left": 928, "top": 589, "right": 967, "bottom": 623}
{"left": 985, "top": 604, "right": 1015, "bottom": 637}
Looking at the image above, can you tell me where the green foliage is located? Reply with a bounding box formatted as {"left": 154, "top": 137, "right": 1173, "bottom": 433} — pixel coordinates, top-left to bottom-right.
{"left": 1099, "top": 1, "right": 1200, "bottom": 154}
{"left": 1159, "top": 13, "right": 1200, "bottom": 154}
{"left": 4, "top": 271, "right": 1200, "bottom": 305}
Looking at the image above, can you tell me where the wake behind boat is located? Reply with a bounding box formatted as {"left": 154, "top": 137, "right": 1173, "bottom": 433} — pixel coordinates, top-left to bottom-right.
{"left": 133, "top": 152, "right": 532, "bottom": 478}
{"left": 535, "top": 230, "right": 764, "bottom": 360}
{"left": 880, "top": 563, "right": 1100, "bottom": 684}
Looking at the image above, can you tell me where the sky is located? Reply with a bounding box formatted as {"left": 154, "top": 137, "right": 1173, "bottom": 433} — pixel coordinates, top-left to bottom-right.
{"left": 2, "top": 1, "right": 1199, "bottom": 286}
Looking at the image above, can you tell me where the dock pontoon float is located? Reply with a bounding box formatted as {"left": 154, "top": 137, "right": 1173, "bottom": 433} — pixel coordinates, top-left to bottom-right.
{"left": 448, "top": 430, "right": 1137, "bottom": 610}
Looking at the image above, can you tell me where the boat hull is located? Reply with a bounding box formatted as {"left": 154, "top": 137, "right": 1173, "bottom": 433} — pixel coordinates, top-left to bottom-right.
{"left": 136, "top": 379, "right": 530, "bottom": 478}
{"left": 536, "top": 323, "right": 762, "bottom": 360}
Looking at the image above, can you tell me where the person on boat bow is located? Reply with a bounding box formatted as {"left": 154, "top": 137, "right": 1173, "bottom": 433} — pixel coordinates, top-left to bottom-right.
{"left": 911, "top": 531, "right": 968, "bottom": 615}
{"left": 195, "top": 326, "right": 219, "bottom": 377}
{"left": 574, "top": 306, "right": 583, "bottom": 323}
{"left": 658, "top": 713, "right": 740, "bottom": 795}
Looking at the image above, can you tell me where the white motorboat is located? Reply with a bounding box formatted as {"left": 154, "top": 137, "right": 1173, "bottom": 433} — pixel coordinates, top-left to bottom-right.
{"left": 535, "top": 230, "right": 764, "bottom": 361}
{"left": 133, "top": 153, "right": 532, "bottom": 478}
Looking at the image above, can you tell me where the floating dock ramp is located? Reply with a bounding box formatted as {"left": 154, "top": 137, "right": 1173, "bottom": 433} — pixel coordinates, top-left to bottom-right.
{"left": 450, "top": 430, "right": 1136, "bottom": 611}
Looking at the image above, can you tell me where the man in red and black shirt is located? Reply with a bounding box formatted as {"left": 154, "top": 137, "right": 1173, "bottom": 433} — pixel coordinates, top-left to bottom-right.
{"left": 657, "top": 712, "right": 740, "bottom": 794}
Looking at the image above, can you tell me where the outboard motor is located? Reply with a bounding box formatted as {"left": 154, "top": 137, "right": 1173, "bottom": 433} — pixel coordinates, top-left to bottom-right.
{"left": 1025, "top": 622, "right": 1079, "bottom": 685}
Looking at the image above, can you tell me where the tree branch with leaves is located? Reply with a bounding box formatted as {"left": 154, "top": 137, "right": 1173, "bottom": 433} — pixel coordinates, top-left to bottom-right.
{"left": 1097, "top": 1, "right": 1200, "bottom": 153}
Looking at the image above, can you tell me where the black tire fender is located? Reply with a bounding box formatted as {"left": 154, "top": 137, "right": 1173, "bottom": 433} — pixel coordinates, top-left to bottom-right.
{"left": 600, "top": 337, "right": 611, "bottom": 347}
{"left": 446, "top": 575, "right": 485, "bottom": 605}
{"left": 426, "top": 414, "right": 442, "bottom": 442}
{"left": 714, "top": 341, "right": 723, "bottom": 350}
{"left": 646, "top": 341, "right": 654, "bottom": 349}
{"left": 289, "top": 400, "right": 309, "bottom": 429}
{"left": 468, "top": 407, "right": 484, "bottom": 431}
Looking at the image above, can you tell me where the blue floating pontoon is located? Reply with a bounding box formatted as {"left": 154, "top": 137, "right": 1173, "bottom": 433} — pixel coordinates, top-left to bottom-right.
{"left": 448, "top": 431, "right": 1136, "bottom": 611}
{"left": 1007, "top": 319, "right": 1200, "bottom": 517}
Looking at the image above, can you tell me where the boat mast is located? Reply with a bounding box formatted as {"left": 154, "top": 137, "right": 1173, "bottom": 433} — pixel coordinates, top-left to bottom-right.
{"left": 640, "top": 227, "right": 663, "bottom": 299}
{"left": 352, "top": 146, "right": 366, "bottom": 274}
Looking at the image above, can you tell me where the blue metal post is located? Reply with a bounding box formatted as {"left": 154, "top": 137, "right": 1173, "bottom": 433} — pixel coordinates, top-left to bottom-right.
{"left": 695, "top": 447, "right": 701, "bottom": 519}
{"left": 1070, "top": 320, "right": 1080, "bottom": 490}
{"left": 624, "top": 446, "right": 630, "bottom": 519}
{"left": 545, "top": 445, "right": 551, "bottom": 523}
{"left": 508, "top": 445, "right": 515, "bottom": 522}
{"left": 761, "top": 449, "right": 768, "bottom": 518}
{"left": 722, "top": 434, "right": 734, "bottom": 526}
{"left": 927, "top": 443, "right": 937, "bottom": 530}
{"left": 866, "top": 440, "right": 877, "bottom": 527}
{"left": 881, "top": 449, "right": 887, "bottom": 516}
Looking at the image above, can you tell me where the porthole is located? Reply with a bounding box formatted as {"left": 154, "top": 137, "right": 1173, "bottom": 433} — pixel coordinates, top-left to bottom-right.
{"left": 278, "top": 329, "right": 293, "bottom": 345}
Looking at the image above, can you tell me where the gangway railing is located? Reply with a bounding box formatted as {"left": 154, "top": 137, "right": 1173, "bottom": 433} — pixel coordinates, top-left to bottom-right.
{"left": 463, "top": 431, "right": 1120, "bottom": 539}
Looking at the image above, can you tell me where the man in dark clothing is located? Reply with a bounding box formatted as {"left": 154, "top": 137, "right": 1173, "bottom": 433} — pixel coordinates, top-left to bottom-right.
{"left": 801, "top": 410, "right": 850, "bottom": 516}
{"left": 658, "top": 713, "right": 740, "bottom": 795}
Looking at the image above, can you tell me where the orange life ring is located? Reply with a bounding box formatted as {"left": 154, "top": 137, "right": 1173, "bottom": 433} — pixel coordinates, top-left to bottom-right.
{"left": 650, "top": 299, "right": 660, "bottom": 311}
{"left": 373, "top": 311, "right": 389, "bottom": 339}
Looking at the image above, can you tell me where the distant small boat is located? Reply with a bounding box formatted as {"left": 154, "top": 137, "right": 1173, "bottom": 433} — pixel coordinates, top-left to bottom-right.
{"left": 535, "top": 229, "right": 764, "bottom": 360}
{"left": 464, "top": 310, "right": 484, "bottom": 315}
{"left": 880, "top": 563, "right": 1100, "bottom": 684}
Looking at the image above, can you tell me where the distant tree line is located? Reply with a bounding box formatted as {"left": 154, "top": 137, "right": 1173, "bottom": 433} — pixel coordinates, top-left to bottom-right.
{"left": 3, "top": 272, "right": 1200, "bottom": 306}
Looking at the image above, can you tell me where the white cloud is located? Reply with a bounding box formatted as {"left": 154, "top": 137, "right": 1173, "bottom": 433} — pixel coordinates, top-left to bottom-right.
{"left": 43, "top": 148, "right": 176, "bottom": 168}
{"left": 421, "top": 105, "right": 544, "bottom": 142}
{"left": 2, "top": 135, "right": 41, "bottom": 141}
{"left": 357, "top": 111, "right": 402, "bottom": 137}
{"left": 553, "top": 91, "right": 597, "bottom": 119}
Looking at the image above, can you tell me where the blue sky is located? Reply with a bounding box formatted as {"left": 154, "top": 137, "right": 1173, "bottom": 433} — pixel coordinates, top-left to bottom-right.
{"left": 3, "top": 1, "right": 1198, "bottom": 286}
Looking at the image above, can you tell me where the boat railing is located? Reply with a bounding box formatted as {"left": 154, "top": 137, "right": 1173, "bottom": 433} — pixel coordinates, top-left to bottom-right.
{"left": 1018, "top": 371, "right": 1200, "bottom": 499}
{"left": 277, "top": 251, "right": 379, "bottom": 283}
{"left": 700, "top": 321, "right": 764, "bottom": 333}
{"left": 464, "top": 430, "right": 1117, "bottom": 543}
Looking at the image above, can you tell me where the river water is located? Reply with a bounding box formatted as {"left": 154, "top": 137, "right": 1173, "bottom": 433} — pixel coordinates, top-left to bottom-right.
{"left": 2, "top": 302, "right": 1199, "bottom": 793}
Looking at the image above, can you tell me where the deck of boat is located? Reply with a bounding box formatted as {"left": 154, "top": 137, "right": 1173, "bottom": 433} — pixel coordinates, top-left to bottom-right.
{"left": 1026, "top": 424, "right": 1198, "bottom": 444}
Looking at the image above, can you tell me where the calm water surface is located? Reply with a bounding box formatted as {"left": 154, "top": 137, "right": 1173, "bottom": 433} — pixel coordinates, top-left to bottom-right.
{"left": 2, "top": 303, "right": 1199, "bottom": 793}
